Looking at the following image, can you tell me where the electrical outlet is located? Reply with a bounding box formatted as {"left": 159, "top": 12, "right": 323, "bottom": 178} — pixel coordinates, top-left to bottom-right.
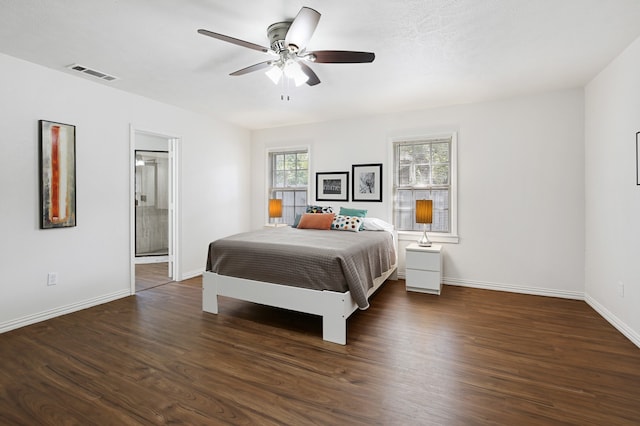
{"left": 617, "top": 281, "right": 624, "bottom": 298}
{"left": 47, "top": 272, "right": 58, "bottom": 286}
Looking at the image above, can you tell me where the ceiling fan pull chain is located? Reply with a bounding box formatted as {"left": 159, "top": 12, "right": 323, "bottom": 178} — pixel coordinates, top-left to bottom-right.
{"left": 280, "top": 76, "right": 292, "bottom": 101}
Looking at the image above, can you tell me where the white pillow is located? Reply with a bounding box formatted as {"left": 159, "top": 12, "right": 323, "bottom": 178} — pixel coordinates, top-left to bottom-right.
{"left": 362, "top": 217, "right": 394, "bottom": 232}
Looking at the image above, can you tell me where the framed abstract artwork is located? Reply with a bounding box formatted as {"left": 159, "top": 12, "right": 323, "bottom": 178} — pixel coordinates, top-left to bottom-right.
{"left": 316, "top": 171, "right": 349, "bottom": 201}
{"left": 352, "top": 163, "right": 382, "bottom": 202}
{"left": 39, "top": 120, "right": 77, "bottom": 229}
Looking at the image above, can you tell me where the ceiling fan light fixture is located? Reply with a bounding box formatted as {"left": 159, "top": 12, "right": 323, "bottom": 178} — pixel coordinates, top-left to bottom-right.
{"left": 283, "top": 60, "right": 309, "bottom": 86}
{"left": 265, "top": 65, "right": 283, "bottom": 84}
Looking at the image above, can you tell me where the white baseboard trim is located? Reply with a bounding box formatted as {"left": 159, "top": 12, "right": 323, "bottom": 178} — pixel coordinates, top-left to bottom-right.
{"left": 134, "top": 255, "right": 170, "bottom": 264}
{"left": 585, "top": 294, "right": 640, "bottom": 349}
{"left": 180, "top": 268, "right": 204, "bottom": 281}
{"left": 0, "top": 289, "right": 131, "bottom": 334}
{"left": 442, "top": 276, "right": 584, "bottom": 300}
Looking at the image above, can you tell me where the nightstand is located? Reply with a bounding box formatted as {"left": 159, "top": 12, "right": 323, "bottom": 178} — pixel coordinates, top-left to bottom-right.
{"left": 405, "top": 243, "right": 442, "bottom": 294}
{"left": 263, "top": 223, "right": 290, "bottom": 229}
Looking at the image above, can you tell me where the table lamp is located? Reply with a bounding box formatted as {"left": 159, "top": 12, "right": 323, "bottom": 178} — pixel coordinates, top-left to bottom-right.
{"left": 269, "top": 198, "right": 283, "bottom": 227}
{"left": 415, "top": 199, "right": 433, "bottom": 247}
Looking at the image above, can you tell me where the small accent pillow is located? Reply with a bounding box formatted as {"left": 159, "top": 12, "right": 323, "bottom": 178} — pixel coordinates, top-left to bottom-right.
{"left": 331, "top": 215, "right": 363, "bottom": 232}
{"left": 297, "top": 213, "right": 335, "bottom": 230}
{"left": 306, "top": 205, "right": 334, "bottom": 214}
{"left": 292, "top": 213, "right": 303, "bottom": 228}
{"left": 339, "top": 207, "right": 367, "bottom": 217}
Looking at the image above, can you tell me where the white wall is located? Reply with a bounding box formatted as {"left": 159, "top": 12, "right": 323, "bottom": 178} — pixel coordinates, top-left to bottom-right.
{"left": 0, "top": 53, "right": 251, "bottom": 332}
{"left": 585, "top": 36, "right": 640, "bottom": 347}
{"left": 251, "top": 89, "right": 585, "bottom": 298}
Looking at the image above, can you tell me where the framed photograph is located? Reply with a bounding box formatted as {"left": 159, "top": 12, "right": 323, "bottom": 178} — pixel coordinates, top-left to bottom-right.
{"left": 39, "top": 120, "right": 76, "bottom": 229}
{"left": 352, "top": 163, "right": 383, "bottom": 202}
{"left": 316, "top": 171, "right": 349, "bottom": 201}
{"left": 637, "top": 132, "right": 640, "bottom": 185}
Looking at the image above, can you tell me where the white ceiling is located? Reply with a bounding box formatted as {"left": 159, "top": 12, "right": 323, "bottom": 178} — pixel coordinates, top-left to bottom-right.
{"left": 1, "top": 0, "right": 640, "bottom": 130}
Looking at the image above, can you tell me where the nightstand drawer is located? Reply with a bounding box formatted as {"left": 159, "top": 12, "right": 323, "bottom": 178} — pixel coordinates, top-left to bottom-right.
{"left": 406, "top": 250, "right": 441, "bottom": 271}
{"left": 405, "top": 269, "right": 441, "bottom": 293}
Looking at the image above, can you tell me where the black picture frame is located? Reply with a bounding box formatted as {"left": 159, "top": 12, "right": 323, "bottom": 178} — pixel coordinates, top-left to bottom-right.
{"left": 39, "top": 120, "right": 77, "bottom": 229}
{"left": 316, "top": 171, "right": 349, "bottom": 201}
{"left": 352, "top": 163, "right": 383, "bottom": 202}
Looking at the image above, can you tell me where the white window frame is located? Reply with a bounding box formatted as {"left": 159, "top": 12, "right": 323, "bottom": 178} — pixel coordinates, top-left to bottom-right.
{"left": 266, "top": 147, "right": 310, "bottom": 225}
{"left": 390, "top": 133, "right": 459, "bottom": 244}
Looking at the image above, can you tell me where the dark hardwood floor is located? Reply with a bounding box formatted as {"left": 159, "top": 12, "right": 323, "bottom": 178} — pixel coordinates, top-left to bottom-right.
{"left": 135, "top": 262, "right": 172, "bottom": 292}
{"left": 1, "top": 278, "right": 639, "bottom": 425}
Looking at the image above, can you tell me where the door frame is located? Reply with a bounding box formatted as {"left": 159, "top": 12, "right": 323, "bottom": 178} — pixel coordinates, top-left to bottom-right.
{"left": 129, "top": 126, "right": 180, "bottom": 294}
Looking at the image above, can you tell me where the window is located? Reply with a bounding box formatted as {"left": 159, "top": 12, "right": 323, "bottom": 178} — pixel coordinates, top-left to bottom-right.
{"left": 269, "top": 149, "right": 308, "bottom": 225}
{"left": 392, "top": 134, "right": 457, "bottom": 240}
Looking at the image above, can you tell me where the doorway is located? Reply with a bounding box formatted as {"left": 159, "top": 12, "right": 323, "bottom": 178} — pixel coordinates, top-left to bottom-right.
{"left": 130, "top": 128, "right": 179, "bottom": 293}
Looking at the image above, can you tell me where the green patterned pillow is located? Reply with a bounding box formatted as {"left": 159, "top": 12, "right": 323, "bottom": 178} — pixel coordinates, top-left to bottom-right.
{"left": 331, "top": 215, "right": 363, "bottom": 232}
{"left": 307, "top": 205, "right": 334, "bottom": 214}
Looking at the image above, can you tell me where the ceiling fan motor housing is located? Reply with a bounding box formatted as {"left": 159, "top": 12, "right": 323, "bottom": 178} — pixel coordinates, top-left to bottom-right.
{"left": 267, "top": 22, "right": 292, "bottom": 53}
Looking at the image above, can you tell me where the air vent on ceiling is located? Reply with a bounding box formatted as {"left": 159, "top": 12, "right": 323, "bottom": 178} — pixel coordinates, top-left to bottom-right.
{"left": 66, "top": 64, "right": 119, "bottom": 82}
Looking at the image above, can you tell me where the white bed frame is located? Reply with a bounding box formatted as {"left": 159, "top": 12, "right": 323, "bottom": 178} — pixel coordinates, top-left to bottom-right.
{"left": 202, "top": 264, "right": 397, "bottom": 345}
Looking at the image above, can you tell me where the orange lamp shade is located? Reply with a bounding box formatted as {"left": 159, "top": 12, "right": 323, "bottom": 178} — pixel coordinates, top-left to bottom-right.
{"left": 269, "top": 199, "right": 283, "bottom": 218}
{"left": 415, "top": 200, "right": 433, "bottom": 224}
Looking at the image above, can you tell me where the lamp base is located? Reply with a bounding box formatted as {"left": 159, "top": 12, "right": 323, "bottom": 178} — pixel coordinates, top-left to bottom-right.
{"left": 417, "top": 227, "right": 432, "bottom": 247}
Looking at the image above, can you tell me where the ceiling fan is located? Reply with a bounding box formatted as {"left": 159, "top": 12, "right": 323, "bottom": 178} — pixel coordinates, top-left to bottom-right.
{"left": 197, "top": 6, "right": 375, "bottom": 87}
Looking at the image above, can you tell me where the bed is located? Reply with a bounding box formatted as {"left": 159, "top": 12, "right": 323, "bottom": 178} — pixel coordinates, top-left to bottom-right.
{"left": 202, "top": 223, "right": 397, "bottom": 344}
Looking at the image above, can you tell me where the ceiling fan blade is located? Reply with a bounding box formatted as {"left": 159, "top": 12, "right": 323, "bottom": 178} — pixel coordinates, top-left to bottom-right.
{"left": 309, "top": 50, "right": 375, "bottom": 63}
{"left": 285, "top": 7, "right": 321, "bottom": 51}
{"left": 230, "top": 61, "right": 274, "bottom": 76}
{"left": 298, "top": 62, "right": 320, "bottom": 86}
{"left": 197, "top": 29, "right": 269, "bottom": 53}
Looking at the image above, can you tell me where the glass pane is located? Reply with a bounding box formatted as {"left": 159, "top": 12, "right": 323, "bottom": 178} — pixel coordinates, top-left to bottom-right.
{"left": 432, "top": 210, "right": 449, "bottom": 232}
{"left": 432, "top": 142, "right": 450, "bottom": 163}
{"left": 399, "top": 145, "right": 413, "bottom": 162}
{"left": 275, "top": 154, "right": 284, "bottom": 171}
{"left": 396, "top": 210, "right": 413, "bottom": 230}
{"left": 397, "top": 190, "right": 413, "bottom": 209}
{"left": 285, "top": 170, "right": 296, "bottom": 186}
{"left": 432, "top": 189, "right": 449, "bottom": 210}
{"left": 295, "top": 170, "right": 308, "bottom": 186}
{"left": 295, "top": 190, "right": 307, "bottom": 205}
{"left": 282, "top": 191, "right": 294, "bottom": 205}
{"left": 398, "top": 165, "right": 412, "bottom": 185}
{"left": 413, "top": 189, "right": 430, "bottom": 200}
{"left": 297, "top": 153, "right": 308, "bottom": 170}
{"left": 284, "top": 154, "right": 296, "bottom": 170}
{"left": 274, "top": 171, "right": 285, "bottom": 187}
{"left": 413, "top": 144, "right": 430, "bottom": 164}
{"left": 432, "top": 164, "right": 449, "bottom": 185}
{"left": 415, "top": 164, "right": 431, "bottom": 185}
